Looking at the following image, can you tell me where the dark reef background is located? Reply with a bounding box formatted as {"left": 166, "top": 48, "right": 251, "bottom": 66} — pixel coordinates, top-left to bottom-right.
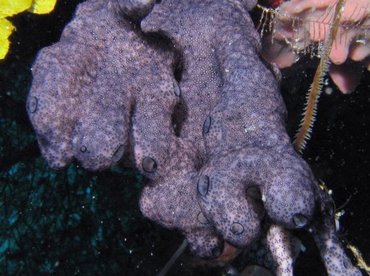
{"left": 0, "top": 1, "right": 369, "bottom": 275}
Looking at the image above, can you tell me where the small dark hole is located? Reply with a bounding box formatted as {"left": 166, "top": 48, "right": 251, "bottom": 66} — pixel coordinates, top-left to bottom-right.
{"left": 171, "top": 101, "right": 187, "bottom": 137}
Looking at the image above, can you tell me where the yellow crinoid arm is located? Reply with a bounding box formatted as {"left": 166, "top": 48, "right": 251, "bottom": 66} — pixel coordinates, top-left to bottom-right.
{"left": 0, "top": 18, "right": 15, "bottom": 59}
{"left": 0, "top": 0, "right": 57, "bottom": 60}
{"left": 29, "top": 0, "right": 57, "bottom": 14}
{"left": 0, "top": 0, "right": 33, "bottom": 17}
{"left": 0, "top": 0, "right": 57, "bottom": 17}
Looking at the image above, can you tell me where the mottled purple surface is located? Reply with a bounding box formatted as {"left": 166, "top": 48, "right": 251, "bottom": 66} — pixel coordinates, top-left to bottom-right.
{"left": 139, "top": 0, "right": 315, "bottom": 249}
{"left": 27, "top": 0, "right": 180, "bottom": 179}
{"left": 27, "top": 0, "right": 362, "bottom": 274}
